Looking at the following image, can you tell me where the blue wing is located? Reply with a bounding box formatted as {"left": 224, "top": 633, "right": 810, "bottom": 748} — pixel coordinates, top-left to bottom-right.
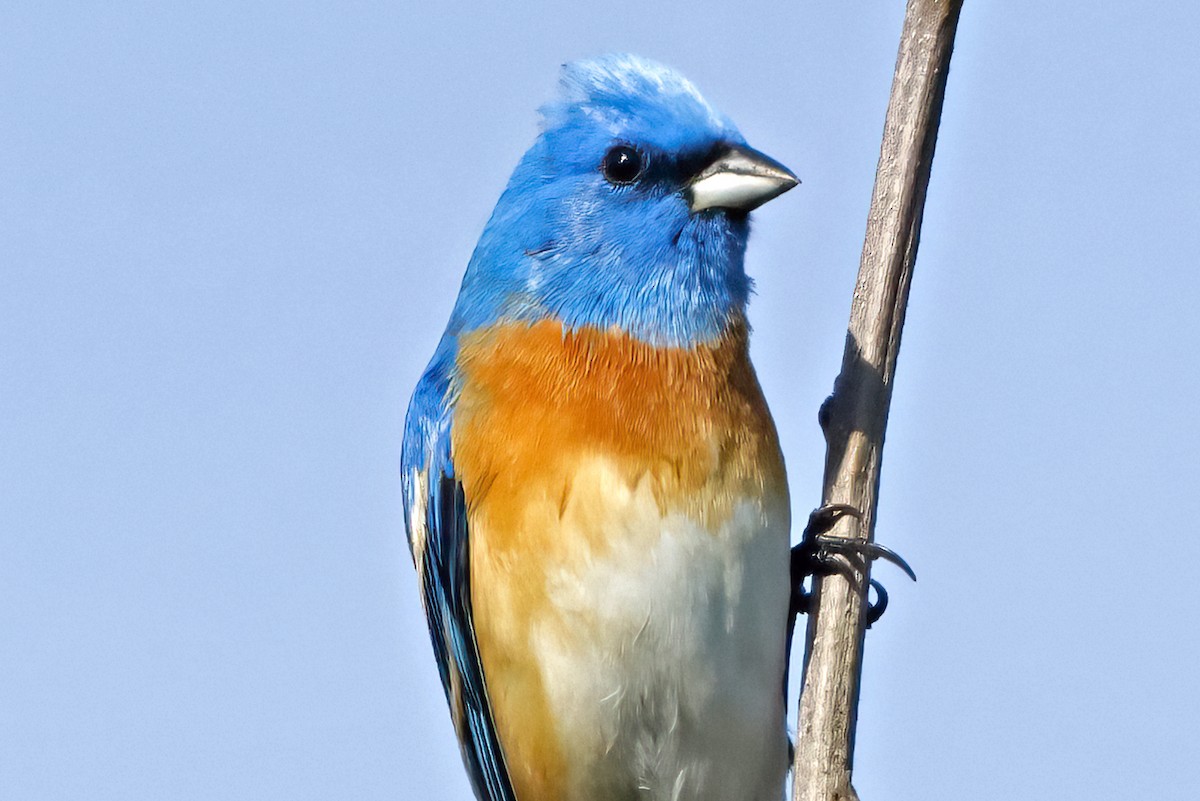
{"left": 402, "top": 337, "right": 515, "bottom": 801}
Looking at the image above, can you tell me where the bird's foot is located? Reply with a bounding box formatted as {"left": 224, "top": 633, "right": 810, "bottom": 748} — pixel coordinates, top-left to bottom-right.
{"left": 790, "top": 503, "right": 916, "bottom": 628}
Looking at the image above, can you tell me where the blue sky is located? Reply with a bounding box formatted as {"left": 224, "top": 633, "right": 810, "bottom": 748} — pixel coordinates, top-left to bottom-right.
{"left": 3, "top": 2, "right": 1199, "bottom": 799}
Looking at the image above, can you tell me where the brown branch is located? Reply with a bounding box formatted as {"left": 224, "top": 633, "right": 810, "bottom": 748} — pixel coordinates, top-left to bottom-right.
{"left": 791, "top": 2, "right": 963, "bottom": 800}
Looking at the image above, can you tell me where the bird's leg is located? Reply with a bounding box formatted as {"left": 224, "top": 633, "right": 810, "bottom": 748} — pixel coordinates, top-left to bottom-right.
{"left": 789, "top": 503, "right": 916, "bottom": 631}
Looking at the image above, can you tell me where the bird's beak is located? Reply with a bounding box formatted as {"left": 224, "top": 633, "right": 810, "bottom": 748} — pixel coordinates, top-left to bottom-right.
{"left": 685, "top": 144, "right": 799, "bottom": 213}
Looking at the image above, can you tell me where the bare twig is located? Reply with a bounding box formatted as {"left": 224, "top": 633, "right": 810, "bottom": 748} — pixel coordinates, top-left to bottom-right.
{"left": 792, "top": 2, "right": 963, "bottom": 800}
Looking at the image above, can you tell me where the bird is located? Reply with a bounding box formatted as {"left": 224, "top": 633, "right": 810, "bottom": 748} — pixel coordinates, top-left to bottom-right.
{"left": 402, "top": 54, "right": 799, "bottom": 801}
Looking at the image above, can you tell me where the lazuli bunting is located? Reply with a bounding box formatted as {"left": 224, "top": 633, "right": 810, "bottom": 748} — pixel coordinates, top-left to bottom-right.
{"left": 403, "top": 54, "right": 798, "bottom": 801}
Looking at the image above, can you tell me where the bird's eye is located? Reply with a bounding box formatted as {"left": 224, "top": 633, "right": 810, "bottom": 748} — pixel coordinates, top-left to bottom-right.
{"left": 602, "top": 146, "right": 643, "bottom": 185}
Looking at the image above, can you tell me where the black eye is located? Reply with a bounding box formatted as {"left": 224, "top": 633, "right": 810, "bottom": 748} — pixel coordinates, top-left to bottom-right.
{"left": 602, "top": 145, "right": 643, "bottom": 185}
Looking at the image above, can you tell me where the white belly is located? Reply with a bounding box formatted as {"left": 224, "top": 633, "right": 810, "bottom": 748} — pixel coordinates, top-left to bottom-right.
{"left": 532, "top": 458, "right": 791, "bottom": 801}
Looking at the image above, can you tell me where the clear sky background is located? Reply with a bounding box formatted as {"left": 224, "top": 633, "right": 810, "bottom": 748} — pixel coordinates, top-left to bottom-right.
{"left": 3, "top": 2, "right": 1199, "bottom": 799}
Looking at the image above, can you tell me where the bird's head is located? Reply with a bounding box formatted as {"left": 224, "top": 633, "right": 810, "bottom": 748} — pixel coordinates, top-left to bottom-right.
{"left": 450, "top": 54, "right": 797, "bottom": 347}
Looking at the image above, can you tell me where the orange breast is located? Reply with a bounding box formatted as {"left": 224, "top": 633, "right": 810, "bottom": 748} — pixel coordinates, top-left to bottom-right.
{"left": 450, "top": 317, "right": 787, "bottom": 801}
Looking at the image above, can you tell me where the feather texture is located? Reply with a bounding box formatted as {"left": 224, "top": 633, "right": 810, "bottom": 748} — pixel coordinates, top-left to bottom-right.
{"left": 401, "top": 54, "right": 797, "bottom": 801}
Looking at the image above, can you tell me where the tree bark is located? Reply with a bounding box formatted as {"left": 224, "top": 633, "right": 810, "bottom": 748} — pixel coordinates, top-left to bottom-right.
{"left": 792, "top": 2, "right": 964, "bottom": 800}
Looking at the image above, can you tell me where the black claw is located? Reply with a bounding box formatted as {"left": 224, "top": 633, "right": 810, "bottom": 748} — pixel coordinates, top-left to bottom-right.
{"left": 790, "top": 502, "right": 915, "bottom": 631}
{"left": 865, "top": 579, "right": 888, "bottom": 627}
{"left": 810, "top": 533, "right": 917, "bottom": 583}
{"left": 804, "top": 503, "right": 862, "bottom": 538}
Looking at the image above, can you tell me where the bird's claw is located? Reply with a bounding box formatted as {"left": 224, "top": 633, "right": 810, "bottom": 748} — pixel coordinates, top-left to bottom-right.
{"left": 790, "top": 503, "right": 915, "bottom": 627}
{"left": 807, "top": 532, "right": 917, "bottom": 583}
{"left": 865, "top": 579, "right": 888, "bottom": 627}
{"left": 805, "top": 502, "right": 861, "bottom": 533}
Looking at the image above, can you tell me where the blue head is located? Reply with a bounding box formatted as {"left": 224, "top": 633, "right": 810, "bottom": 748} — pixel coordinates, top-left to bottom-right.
{"left": 447, "top": 54, "right": 797, "bottom": 347}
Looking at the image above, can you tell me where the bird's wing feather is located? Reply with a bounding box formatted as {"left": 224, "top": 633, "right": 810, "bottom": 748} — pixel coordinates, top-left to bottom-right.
{"left": 402, "top": 351, "right": 515, "bottom": 801}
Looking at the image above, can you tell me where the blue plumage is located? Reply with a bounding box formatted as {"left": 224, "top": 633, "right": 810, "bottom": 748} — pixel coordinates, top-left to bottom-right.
{"left": 447, "top": 53, "right": 755, "bottom": 347}
{"left": 402, "top": 54, "right": 798, "bottom": 801}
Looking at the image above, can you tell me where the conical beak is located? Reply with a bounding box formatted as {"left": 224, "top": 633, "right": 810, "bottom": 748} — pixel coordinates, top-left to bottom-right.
{"left": 685, "top": 144, "right": 799, "bottom": 213}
